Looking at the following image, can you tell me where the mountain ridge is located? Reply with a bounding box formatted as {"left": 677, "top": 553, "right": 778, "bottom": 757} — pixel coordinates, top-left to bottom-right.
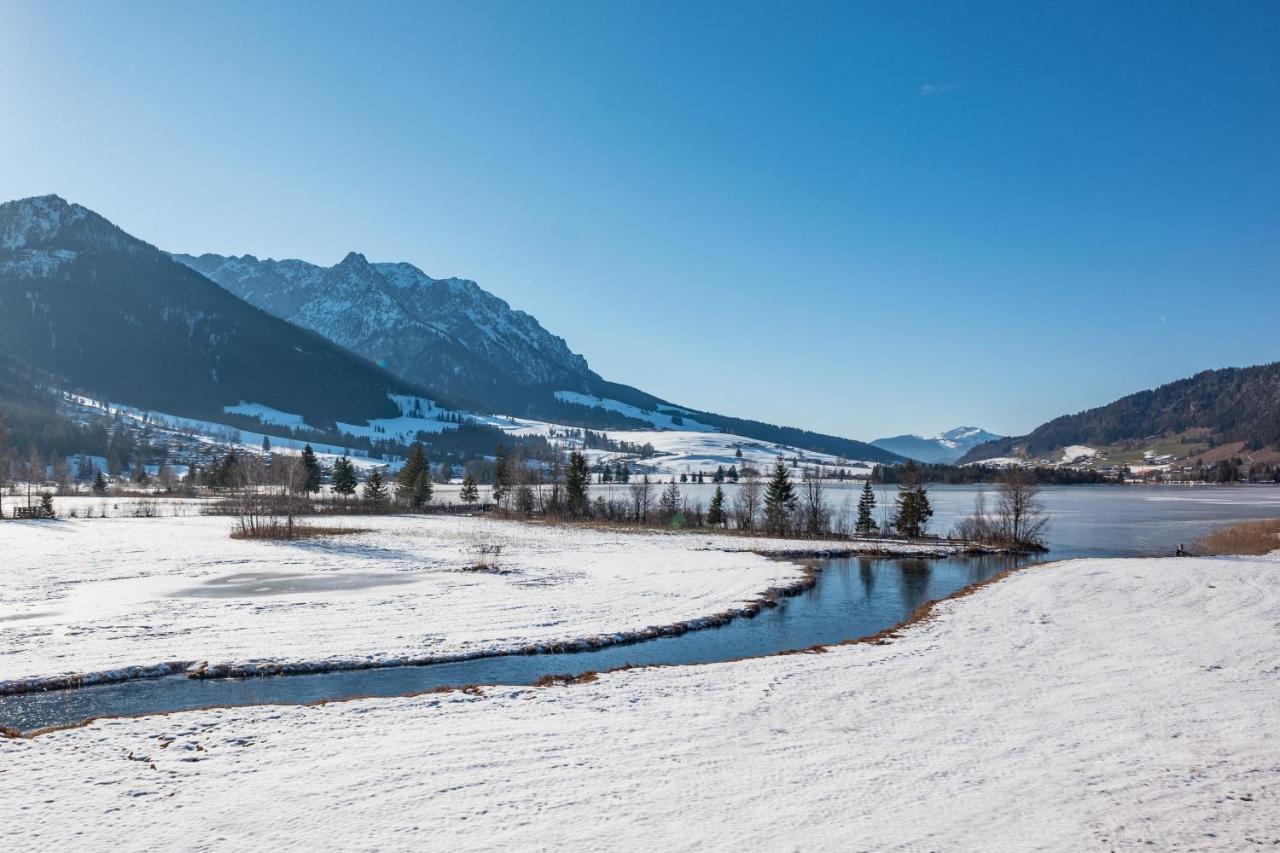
{"left": 0, "top": 195, "right": 428, "bottom": 428}
{"left": 958, "top": 363, "right": 1280, "bottom": 464}
{"left": 871, "top": 426, "right": 1003, "bottom": 463}
{"left": 176, "top": 247, "right": 904, "bottom": 463}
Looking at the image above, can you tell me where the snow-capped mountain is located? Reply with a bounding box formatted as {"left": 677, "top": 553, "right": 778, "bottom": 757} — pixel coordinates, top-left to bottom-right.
{"left": 174, "top": 251, "right": 591, "bottom": 410}
{"left": 176, "top": 249, "right": 905, "bottom": 463}
{"left": 0, "top": 195, "right": 417, "bottom": 426}
{"left": 870, "top": 427, "right": 1004, "bottom": 464}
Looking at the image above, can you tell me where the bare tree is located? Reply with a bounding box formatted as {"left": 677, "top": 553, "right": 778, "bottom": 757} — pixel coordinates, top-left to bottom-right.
{"left": 953, "top": 488, "right": 992, "bottom": 542}
{"left": 995, "top": 468, "right": 1048, "bottom": 548}
{"left": 799, "top": 467, "right": 830, "bottom": 537}
{"left": 629, "top": 475, "right": 653, "bottom": 523}
{"left": 732, "top": 475, "right": 762, "bottom": 531}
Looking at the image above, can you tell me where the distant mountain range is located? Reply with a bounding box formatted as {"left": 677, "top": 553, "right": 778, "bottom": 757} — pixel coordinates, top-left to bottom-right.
{"left": 0, "top": 196, "right": 418, "bottom": 427}
{"left": 959, "top": 363, "right": 1280, "bottom": 464}
{"left": 870, "top": 427, "right": 1003, "bottom": 463}
{"left": 1, "top": 195, "right": 903, "bottom": 464}
{"left": 173, "top": 243, "right": 901, "bottom": 463}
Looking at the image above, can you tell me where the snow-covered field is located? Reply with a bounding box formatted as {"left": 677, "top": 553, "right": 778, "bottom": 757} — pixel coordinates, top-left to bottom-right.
{"left": 0, "top": 515, "right": 796, "bottom": 690}
{"left": 0, "top": 514, "right": 949, "bottom": 692}
{"left": 3, "top": 553, "right": 1276, "bottom": 850}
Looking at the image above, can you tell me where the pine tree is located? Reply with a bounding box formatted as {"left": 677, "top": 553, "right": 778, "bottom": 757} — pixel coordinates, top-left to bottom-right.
{"left": 300, "top": 444, "right": 322, "bottom": 493}
{"left": 855, "top": 479, "right": 877, "bottom": 536}
{"left": 713, "top": 466, "right": 725, "bottom": 484}
{"left": 892, "top": 461, "right": 933, "bottom": 538}
{"left": 564, "top": 451, "right": 590, "bottom": 516}
{"left": 397, "top": 442, "right": 427, "bottom": 506}
{"left": 459, "top": 471, "right": 480, "bottom": 505}
{"left": 92, "top": 468, "right": 108, "bottom": 495}
{"left": 39, "top": 492, "right": 54, "bottom": 517}
{"left": 333, "top": 455, "right": 358, "bottom": 498}
{"left": 728, "top": 465, "right": 739, "bottom": 482}
{"left": 764, "top": 458, "right": 796, "bottom": 536}
{"left": 363, "top": 469, "right": 388, "bottom": 509}
{"left": 659, "top": 480, "right": 682, "bottom": 523}
{"left": 413, "top": 469, "right": 433, "bottom": 507}
{"left": 707, "top": 485, "right": 727, "bottom": 527}
{"left": 261, "top": 435, "right": 271, "bottom": 454}
{"left": 492, "top": 445, "right": 509, "bottom": 506}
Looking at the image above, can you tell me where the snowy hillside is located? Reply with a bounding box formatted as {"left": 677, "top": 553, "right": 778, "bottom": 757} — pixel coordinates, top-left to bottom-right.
{"left": 871, "top": 426, "right": 1003, "bottom": 463}
{"left": 174, "top": 251, "right": 591, "bottom": 404}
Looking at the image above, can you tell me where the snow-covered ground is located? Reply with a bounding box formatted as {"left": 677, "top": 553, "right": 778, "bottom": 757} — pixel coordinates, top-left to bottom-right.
{"left": 0, "top": 515, "right": 795, "bottom": 689}
{"left": 0, "top": 514, "right": 948, "bottom": 692}
{"left": 3, "top": 553, "right": 1276, "bottom": 850}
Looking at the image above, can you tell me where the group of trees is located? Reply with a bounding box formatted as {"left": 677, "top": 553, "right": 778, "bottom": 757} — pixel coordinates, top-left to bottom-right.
{"left": 953, "top": 468, "right": 1050, "bottom": 549}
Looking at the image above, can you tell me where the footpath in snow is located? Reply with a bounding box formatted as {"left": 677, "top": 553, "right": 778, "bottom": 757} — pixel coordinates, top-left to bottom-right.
{"left": 3, "top": 553, "right": 1277, "bottom": 850}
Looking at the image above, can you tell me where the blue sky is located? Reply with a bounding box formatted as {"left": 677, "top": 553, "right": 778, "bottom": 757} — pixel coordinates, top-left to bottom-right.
{"left": 2, "top": 1, "right": 1277, "bottom": 439}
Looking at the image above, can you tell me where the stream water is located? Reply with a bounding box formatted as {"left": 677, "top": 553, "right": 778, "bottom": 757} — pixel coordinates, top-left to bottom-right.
{"left": 3, "top": 484, "right": 1276, "bottom": 735}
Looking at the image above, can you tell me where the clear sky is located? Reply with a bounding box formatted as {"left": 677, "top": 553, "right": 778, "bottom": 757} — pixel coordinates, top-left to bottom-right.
{"left": 2, "top": 1, "right": 1277, "bottom": 439}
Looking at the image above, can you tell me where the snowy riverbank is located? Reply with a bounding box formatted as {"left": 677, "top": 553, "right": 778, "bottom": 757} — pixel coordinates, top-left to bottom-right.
{"left": 4, "top": 552, "right": 1277, "bottom": 850}
{"left": 1, "top": 514, "right": 962, "bottom": 693}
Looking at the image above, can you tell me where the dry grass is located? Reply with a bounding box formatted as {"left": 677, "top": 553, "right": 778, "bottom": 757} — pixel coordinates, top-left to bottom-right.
{"left": 1192, "top": 518, "right": 1280, "bottom": 556}
{"left": 230, "top": 524, "right": 374, "bottom": 541}
{"left": 532, "top": 672, "right": 600, "bottom": 687}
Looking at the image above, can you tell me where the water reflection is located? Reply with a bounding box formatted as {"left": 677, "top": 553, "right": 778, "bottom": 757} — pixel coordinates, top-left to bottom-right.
{"left": 1, "top": 553, "right": 1030, "bottom": 734}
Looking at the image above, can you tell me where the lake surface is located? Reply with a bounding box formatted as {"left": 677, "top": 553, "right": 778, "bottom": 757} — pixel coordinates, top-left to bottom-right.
{"left": 3, "top": 484, "right": 1275, "bottom": 734}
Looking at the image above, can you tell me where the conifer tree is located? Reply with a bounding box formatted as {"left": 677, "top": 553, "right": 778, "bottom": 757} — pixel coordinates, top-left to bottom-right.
{"left": 564, "top": 451, "right": 590, "bottom": 516}
{"left": 659, "top": 480, "right": 682, "bottom": 523}
{"left": 764, "top": 458, "right": 796, "bottom": 536}
{"left": 492, "top": 445, "right": 509, "bottom": 506}
{"left": 261, "top": 435, "right": 271, "bottom": 454}
{"left": 459, "top": 471, "right": 480, "bottom": 505}
{"left": 363, "top": 469, "right": 388, "bottom": 510}
{"left": 332, "top": 455, "right": 358, "bottom": 498}
{"left": 92, "top": 468, "right": 108, "bottom": 495}
{"left": 728, "top": 465, "right": 739, "bottom": 482}
{"left": 892, "top": 461, "right": 933, "bottom": 538}
{"left": 413, "top": 468, "right": 433, "bottom": 508}
{"left": 707, "top": 485, "right": 727, "bottom": 527}
{"left": 855, "top": 479, "right": 877, "bottom": 536}
{"left": 300, "top": 445, "right": 322, "bottom": 493}
{"left": 397, "top": 442, "right": 427, "bottom": 506}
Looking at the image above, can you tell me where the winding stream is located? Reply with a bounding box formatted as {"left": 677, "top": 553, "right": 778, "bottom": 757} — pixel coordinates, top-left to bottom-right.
{"left": 5, "top": 484, "right": 1277, "bottom": 735}
{"left": 1, "top": 552, "right": 1033, "bottom": 734}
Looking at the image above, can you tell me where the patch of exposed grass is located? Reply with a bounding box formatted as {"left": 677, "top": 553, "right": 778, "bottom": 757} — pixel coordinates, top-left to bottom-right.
{"left": 532, "top": 672, "right": 600, "bottom": 687}
{"left": 1192, "top": 518, "right": 1280, "bottom": 556}
{"left": 230, "top": 524, "right": 374, "bottom": 541}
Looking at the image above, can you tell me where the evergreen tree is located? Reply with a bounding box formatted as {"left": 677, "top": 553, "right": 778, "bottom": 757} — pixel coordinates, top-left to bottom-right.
{"left": 300, "top": 444, "right": 322, "bottom": 493}
{"left": 459, "top": 471, "right": 480, "bottom": 505}
{"left": 764, "top": 458, "right": 796, "bottom": 536}
{"left": 659, "top": 480, "right": 682, "bottom": 523}
{"left": 855, "top": 480, "right": 877, "bottom": 536}
{"left": 363, "top": 469, "right": 389, "bottom": 509}
{"left": 413, "top": 469, "right": 433, "bottom": 507}
{"left": 619, "top": 461, "right": 631, "bottom": 483}
{"left": 727, "top": 465, "right": 739, "bottom": 482}
{"left": 564, "top": 451, "right": 590, "bottom": 516}
{"left": 261, "top": 435, "right": 271, "bottom": 454}
{"left": 92, "top": 468, "right": 108, "bottom": 495}
{"left": 893, "top": 461, "right": 934, "bottom": 538}
{"left": 679, "top": 472, "right": 688, "bottom": 483}
{"left": 707, "top": 485, "right": 727, "bottom": 527}
{"left": 332, "top": 455, "right": 358, "bottom": 498}
{"left": 397, "top": 442, "right": 428, "bottom": 506}
{"left": 713, "top": 466, "right": 725, "bottom": 484}
{"left": 39, "top": 492, "right": 55, "bottom": 518}
{"left": 492, "top": 445, "right": 509, "bottom": 506}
